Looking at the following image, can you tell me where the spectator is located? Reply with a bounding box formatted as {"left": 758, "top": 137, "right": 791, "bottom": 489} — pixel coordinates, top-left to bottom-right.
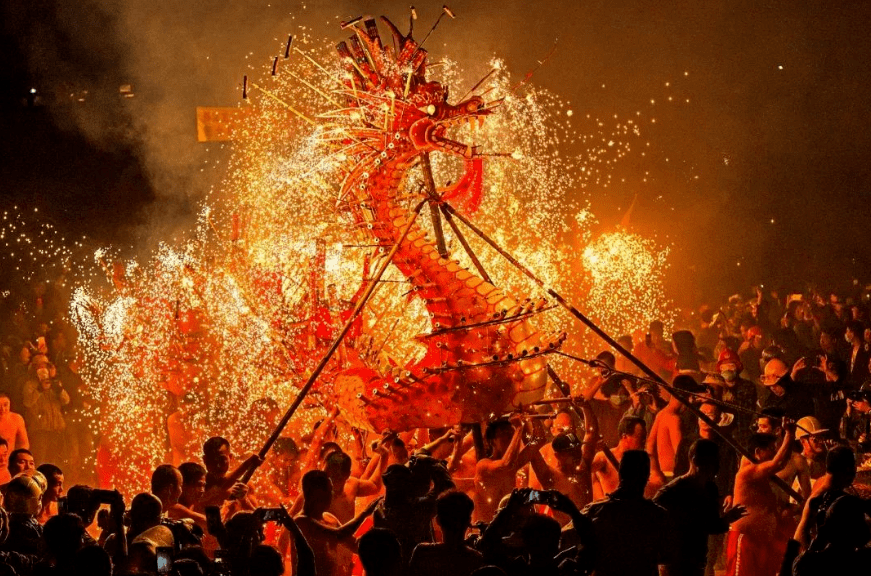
{"left": 738, "top": 326, "right": 766, "bottom": 383}
{"left": 1, "top": 474, "right": 45, "bottom": 556}
{"left": 373, "top": 457, "right": 454, "bottom": 566}
{"left": 358, "top": 528, "right": 403, "bottom": 576}
{"left": 761, "top": 358, "right": 815, "bottom": 419}
{"left": 655, "top": 439, "right": 747, "bottom": 576}
{"left": 151, "top": 463, "right": 183, "bottom": 514}
{"left": 22, "top": 363, "right": 69, "bottom": 465}
{"left": 0, "top": 439, "right": 9, "bottom": 485}
{"left": 8, "top": 448, "right": 36, "bottom": 478}
{"left": 35, "top": 463, "right": 64, "bottom": 525}
{"left": 583, "top": 450, "right": 671, "bottom": 576}
{"left": 408, "top": 491, "right": 484, "bottom": 576}
{"left": 715, "top": 349, "right": 757, "bottom": 447}
{"left": 39, "top": 513, "right": 86, "bottom": 574}
{"left": 795, "top": 416, "right": 829, "bottom": 481}
{"left": 845, "top": 320, "right": 870, "bottom": 388}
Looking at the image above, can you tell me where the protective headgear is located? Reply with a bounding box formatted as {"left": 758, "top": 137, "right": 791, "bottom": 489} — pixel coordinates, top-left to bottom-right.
{"left": 4, "top": 474, "right": 44, "bottom": 515}
{"left": 716, "top": 348, "right": 744, "bottom": 376}
{"left": 796, "top": 416, "right": 829, "bottom": 440}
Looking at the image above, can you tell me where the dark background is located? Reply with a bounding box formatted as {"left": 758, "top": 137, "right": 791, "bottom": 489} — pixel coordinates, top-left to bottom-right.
{"left": 2, "top": 0, "right": 869, "bottom": 306}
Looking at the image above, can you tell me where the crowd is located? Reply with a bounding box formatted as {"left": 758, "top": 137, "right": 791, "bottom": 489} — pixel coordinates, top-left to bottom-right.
{"left": 2, "top": 276, "right": 871, "bottom": 575}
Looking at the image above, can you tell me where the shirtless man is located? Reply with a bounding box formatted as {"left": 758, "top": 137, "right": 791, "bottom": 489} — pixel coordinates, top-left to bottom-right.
{"left": 294, "top": 470, "right": 380, "bottom": 576}
{"left": 473, "top": 415, "right": 544, "bottom": 523}
{"left": 539, "top": 411, "right": 576, "bottom": 468}
{"left": 726, "top": 421, "right": 796, "bottom": 576}
{"left": 591, "top": 417, "right": 650, "bottom": 500}
{"left": 200, "top": 436, "right": 261, "bottom": 510}
{"left": 530, "top": 401, "right": 599, "bottom": 521}
{"left": 754, "top": 409, "right": 811, "bottom": 502}
{"left": 323, "top": 451, "right": 382, "bottom": 523}
{"left": 646, "top": 387, "right": 686, "bottom": 477}
{"left": 164, "top": 462, "right": 208, "bottom": 528}
{"left": 0, "top": 439, "right": 10, "bottom": 484}
{"left": 0, "top": 393, "right": 29, "bottom": 451}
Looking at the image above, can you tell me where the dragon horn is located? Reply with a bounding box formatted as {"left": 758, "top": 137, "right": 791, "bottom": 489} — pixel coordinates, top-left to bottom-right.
{"left": 380, "top": 16, "right": 407, "bottom": 50}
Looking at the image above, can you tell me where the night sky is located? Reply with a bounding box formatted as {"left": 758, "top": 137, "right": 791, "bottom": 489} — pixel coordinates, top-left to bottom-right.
{"left": 1, "top": 0, "right": 869, "bottom": 306}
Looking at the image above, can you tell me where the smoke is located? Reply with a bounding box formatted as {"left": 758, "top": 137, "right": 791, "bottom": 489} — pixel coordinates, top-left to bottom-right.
{"left": 7, "top": 0, "right": 871, "bottom": 297}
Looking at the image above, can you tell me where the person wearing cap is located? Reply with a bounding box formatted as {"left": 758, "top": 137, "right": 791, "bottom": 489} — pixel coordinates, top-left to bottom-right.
{"left": 715, "top": 349, "right": 757, "bottom": 447}
{"left": 796, "top": 416, "right": 829, "bottom": 482}
{"left": 761, "top": 358, "right": 815, "bottom": 420}
{"left": 0, "top": 474, "right": 45, "bottom": 556}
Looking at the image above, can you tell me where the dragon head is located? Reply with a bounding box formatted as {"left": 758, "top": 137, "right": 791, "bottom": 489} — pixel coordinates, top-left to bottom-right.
{"left": 334, "top": 16, "right": 492, "bottom": 159}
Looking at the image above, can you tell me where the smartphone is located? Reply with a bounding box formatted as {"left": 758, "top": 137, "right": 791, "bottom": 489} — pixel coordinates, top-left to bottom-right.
{"left": 57, "top": 496, "right": 68, "bottom": 515}
{"left": 261, "top": 508, "right": 283, "bottom": 522}
{"left": 156, "top": 547, "right": 173, "bottom": 575}
{"left": 526, "top": 490, "right": 552, "bottom": 505}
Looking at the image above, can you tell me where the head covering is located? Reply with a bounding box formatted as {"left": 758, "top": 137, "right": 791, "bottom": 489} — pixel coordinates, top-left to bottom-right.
{"left": 796, "top": 416, "right": 828, "bottom": 439}
{"left": 552, "top": 433, "right": 581, "bottom": 453}
{"left": 131, "top": 525, "right": 175, "bottom": 551}
{"left": 717, "top": 348, "right": 744, "bottom": 373}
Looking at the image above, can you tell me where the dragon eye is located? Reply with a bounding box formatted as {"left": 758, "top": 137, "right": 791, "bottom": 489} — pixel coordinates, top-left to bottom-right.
{"left": 426, "top": 104, "right": 436, "bottom": 116}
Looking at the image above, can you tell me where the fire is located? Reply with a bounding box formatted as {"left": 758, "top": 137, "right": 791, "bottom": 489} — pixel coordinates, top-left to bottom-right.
{"left": 59, "top": 25, "right": 675, "bottom": 492}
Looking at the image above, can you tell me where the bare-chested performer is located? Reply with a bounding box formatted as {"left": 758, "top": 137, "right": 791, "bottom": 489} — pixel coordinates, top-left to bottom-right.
{"left": 530, "top": 400, "right": 599, "bottom": 523}
{"left": 754, "top": 408, "right": 811, "bottom": 502}
{"left": 473, "top": 415, "right": 544, "bottom": 523}
{"left": 646, "top": 386, "right": 686, "bottom": 478}
{"left": 294, "top": 469, "right": 380, "bottom": 576}
{"left": 726, "top": 420, "right": 796, "bottom": 576}
{"left": 591, "top": 416, "right": 648, "bottom": 500}
{"left": 323, "top": 451, "right": 382, "bottom": 523}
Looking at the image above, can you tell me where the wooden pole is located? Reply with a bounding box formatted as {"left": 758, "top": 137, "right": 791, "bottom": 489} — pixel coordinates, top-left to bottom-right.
{"left": 420, "top": 153, "right": 449, "bottom": 258}
{"left": 443, "top": 201, "right": 804, "bottom": 503}
{"left": 241, "top": 200, "right": 427, "bottom": 483}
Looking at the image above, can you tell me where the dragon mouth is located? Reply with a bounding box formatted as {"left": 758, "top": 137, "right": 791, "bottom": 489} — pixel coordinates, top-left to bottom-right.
{"left": 429, "top": 114, "right": 488, "bottom": 158}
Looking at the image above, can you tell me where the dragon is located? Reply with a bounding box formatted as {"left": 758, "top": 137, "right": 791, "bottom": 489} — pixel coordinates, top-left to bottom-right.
{"left": 324, "top": 16, "right": 566, "bottom": 431}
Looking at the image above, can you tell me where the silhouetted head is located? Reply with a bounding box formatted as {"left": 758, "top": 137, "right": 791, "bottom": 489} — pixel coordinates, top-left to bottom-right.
{"left": 689, "top": 438, "right": 720, "bottom": 478}
{"left": 358, "top": 528, "right": 402, "bottom": 576}
{"left": 436, "top": 491, "right": 474, "bottom": 537}
{"left": 618, "top": 450, "right": 650, "bottom": 493}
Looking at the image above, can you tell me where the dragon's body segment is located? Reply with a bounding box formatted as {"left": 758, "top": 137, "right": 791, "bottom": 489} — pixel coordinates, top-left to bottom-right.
{"left": 328, "top": 17, "right": 564, "bottom": 430}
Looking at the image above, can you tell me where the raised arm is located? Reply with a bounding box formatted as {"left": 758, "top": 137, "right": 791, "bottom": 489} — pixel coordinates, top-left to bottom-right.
{"left": 752, "top": 422, "right": 796, "bottom": 479}
{"left": 577, "top": 399, "right": 599, "bottom": 466}
{"left": 299, "top": 406, "right": 340, "bottom": 474}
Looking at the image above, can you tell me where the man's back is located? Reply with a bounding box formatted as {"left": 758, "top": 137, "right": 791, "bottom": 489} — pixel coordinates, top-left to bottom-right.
{"left": 583, "top": 492, "right": 669, "bottom": 576}
{"left": 409, "top": 542, "right": 484, "bottom": 576}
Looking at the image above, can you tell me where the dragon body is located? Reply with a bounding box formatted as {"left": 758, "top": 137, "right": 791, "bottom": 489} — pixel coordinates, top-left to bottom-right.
{"left": 327, "top": 17, "right": 565, "bottom": 431}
